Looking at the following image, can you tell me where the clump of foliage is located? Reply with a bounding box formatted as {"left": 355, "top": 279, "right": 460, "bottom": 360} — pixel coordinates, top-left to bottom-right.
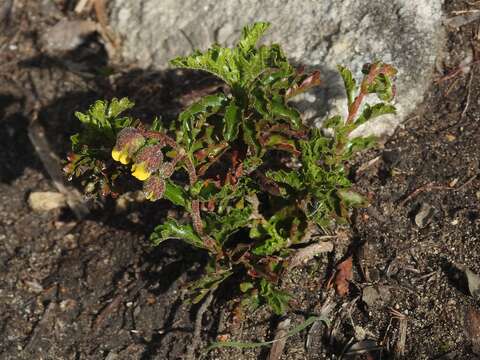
{"left": 65, "top": 22, "right": 397, "bottom": 314}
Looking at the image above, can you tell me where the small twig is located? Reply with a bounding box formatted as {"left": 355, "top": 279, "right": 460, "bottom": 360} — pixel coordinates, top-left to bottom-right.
{"left": 398, "top": 182, "right": 452, "bottom": 207}
{"left": 461, "top": 67, "right": 475, "bottom": 118}
{"left": 186, "top": 292, "right": 214, "bottom": 360}
{"left": 287, "top": 241, "right": 334, "bottom": 269}
{"left": 451, "top": 9, "right": 480, "bottom": 15}
{"left": 436, "top": 59, "right": 480, "bottom": 83}
{"left": 28, "top": 122, "right": 90, "bottom": 219}
{"left": 399, "top": 172, "right": 479, "bottom": 207}
{"left": 389, "top": 308, "right": 407, "bottom": 357}
{"left": 455, "top": 173, "right": 479, "bottom": 191}
{"left": 74, "top": 0, "right": 92, "bottom": 13}
{"left": 92, "top": 0, "right": 119, "bottom": 58}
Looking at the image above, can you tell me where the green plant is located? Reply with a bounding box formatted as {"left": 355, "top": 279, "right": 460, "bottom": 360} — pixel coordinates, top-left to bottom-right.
{"left": 65, "top": 22, "right": 397, "bottom": 315}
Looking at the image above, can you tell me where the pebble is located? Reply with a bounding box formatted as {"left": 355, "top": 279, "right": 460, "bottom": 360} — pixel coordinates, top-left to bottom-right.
{"left": 415, "top": 203, "right": 434, "bottom": 228}
{"left": 28, "top": 191, "right": 66, "bottom": 212}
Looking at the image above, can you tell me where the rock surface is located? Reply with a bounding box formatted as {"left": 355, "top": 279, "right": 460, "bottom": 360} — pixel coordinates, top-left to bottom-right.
{"left": 28, "top": 191, "right": 66, "bottom": 212}
{"left": 109, "top": 0, "right": 445, "bottom": 137}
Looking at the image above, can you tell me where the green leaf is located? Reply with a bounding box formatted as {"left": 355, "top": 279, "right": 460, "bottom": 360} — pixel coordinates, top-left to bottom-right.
{"left": 337, "top": 189, "right": 367, "bottom": 207}
{"left": 240, "top": 282, "right": 254, "bottom": 293}
{"left": 237, "top": 22, "right": 271, "bottom": 53}
{"left": 107, "top": 97, "right": 135, "bottom": 118}
{"left": 270, "top": 100, "right": 301, "bottom": 129}
{"left": 170, "top": 22, "right": 292, "bottom": 89}
{"left": 150, "top": 219, "right": 204, "bottom": 248}
{"left": 189, "top": 269, "right": 233, "bottom": 304}
{"left": 163, "top": 180, "right": 187, "bottom": 207}
{"left": 259, "top": 279, "right": 291, "bottom": 315}
{"left": 207, "top": 207, "right": 252, "bottom": 243}
{"left": 179, "top": 93, "right": 226, "bottom": 148}
{"left": 355, "top": 103, "right": 396, "bottom": 126}
{"left": 224, "top": 101, "right": 242, "bottom": 141}
{"left": 266, "top": 170, "right": 304, "bottom": 190}
{"left": 323, "top": 115, "right": 343, "bottom": 129}
{"left": 337, "top": 65, "right": 356, "bottom": 106}
{"left": 344, "top": 135, "right": 377, "bottom": 156}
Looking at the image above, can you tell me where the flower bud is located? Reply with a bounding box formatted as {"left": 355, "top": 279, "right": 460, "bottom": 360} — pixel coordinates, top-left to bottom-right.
{"left": 111, "top": 127, "right": 145, "bottom": 165}
{"left": 131, "top": 144, "right": 164, "bottom": 181}
{"left": 143, "top": 175, "right": 166, "bottom": 201}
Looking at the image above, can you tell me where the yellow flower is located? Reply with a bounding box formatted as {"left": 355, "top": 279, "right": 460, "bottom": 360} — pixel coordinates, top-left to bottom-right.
{"left": 131, "top": 162, "right": 150, "bottom": 181}
{"left": 111, "top": 148, "right": 130, "bottom": 165}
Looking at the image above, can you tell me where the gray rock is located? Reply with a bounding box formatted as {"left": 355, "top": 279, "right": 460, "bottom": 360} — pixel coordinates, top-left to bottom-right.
{"left": 109, "top": 0, "right": 444, "bottom": 137}
{"left": 362, "top": 285, "right": 390, "bottom": 307}
{"left": 41, "top": 19, "right": 97, "bottom": 54}
{"left": 28, "top": 191, "right": 66, "bottom": 212}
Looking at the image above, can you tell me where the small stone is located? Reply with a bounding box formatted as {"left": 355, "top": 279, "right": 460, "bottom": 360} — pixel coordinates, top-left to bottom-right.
{"left": 362, "top": 286, "right": 381, "bottom": 307}
{"left": 445, "top": 133, "right": 456, "bottom": 142}
{"left": 415, "top": 203, "right": 434, "bottom": 228}
{"left": 465, "top": 268, "right": 480, "bottom": 300}
{"left": 28, "top": 191, "right": 66, "bottom": 212}
{"left": 41, "top": 19, "right": 97, "bottom": 54}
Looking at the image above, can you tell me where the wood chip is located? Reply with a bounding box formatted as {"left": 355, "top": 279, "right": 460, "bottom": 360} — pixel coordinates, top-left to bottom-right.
{"left": 268, "top": 318, "right": 291, "bottom": 360}
{"left": 287, "top": 241, "right": 334, "bottom": 269}
{"left": 465, "top": 307, "right": 480, "bottom": 355}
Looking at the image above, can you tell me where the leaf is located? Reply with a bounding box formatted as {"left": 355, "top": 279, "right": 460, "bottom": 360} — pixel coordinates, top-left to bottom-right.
{"left": 265, "top": 134, "right": 299, "bottom": 156}
{"left": 355, "top": 103, "right": 396, "bottom": 126}
{"left": 344, "top": 136, "right": 377, "bottom": 157}
{"left": 150, "top": 219, "right": 204, "bottom": 248}
{"left": 334, "top": 256, "right": 353, "bottom": 296}
{"left": 224, "top": 101, "right": 242, "bottom": 141}
{"left": 285, "top": 70, "right": 321, "bottom": 100}
{"left": 163, "top": 180, "right": 187, "bottom": 207}
{"left": 237, "top": 22, "right": 271, "bottom": 53}
{"left": 189, "top": 269, "right": 233, "bottom": 304}
{"left": 107, "top": 97, "right": 135, "bottom": 118}
{"left": 179, "top": 93, "right": 227, "bottom": 148}
{"left": 270, "top": 100, "right": 301, "bottom": 129}
{"left": 266, "top": 169, "right": 304, "bottom": 190}
{"left": 337, "top": 65, "right": 356, "bottom": 106}
{"left": 337, "top": 189, "right": 367, "bottom": 207}
{"left": 207, "top": 207, "right": 252, "bottom": 243}
{"left": 323, "top": 115, "right": 343, "bottom": 129}
{"left": 170, "top": 22, "right": 292, "bottom": 89}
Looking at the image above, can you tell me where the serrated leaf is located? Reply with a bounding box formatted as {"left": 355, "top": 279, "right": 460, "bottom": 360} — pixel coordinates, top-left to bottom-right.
{"left": 266, "top": 170, "right": 304, "bottom": 190}
{"left": 179, "top": 93, "right": 226, "bottom": 148}
{"left": 270, "top": 100, "right": 301, "bottom": 129}
{"left": 323, "top": 115, "right": 343, "bottom": 129}
{"left": 207, "top": 207, "right": 252, "bottom": 243}
{"left": 355, "top": 103, "right": 396, "bottom": 126}
{"left": 189, "top": 269, "right": 233, "bottom": 304}
{"left": 224, "top": 101, "right": 242, "bottom": 141}
{"left": 259, "top": 278, "right": 291, "bottom": 315}
{"left": 150, "top": 219, "right": 204, "bottom": 248}
{"left": 338, "top": 65, "right": 356, "bottom": 106}
{"left": 344, "top": 136, "right": 377, "bottom": 156}
{"left": 337, "top": 189, "right": 367, "bottom": 207}
{"left": 163, "top": 180, "right": 187, "bottom": 207}
{"left": 238, "top": 22, "right": 270, "bottom": 53}
{"left": 107, "top": 97, "right": 134, "bottom": 118}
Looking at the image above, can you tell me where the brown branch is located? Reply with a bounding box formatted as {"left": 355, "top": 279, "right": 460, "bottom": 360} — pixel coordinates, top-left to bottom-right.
{"left": 185, "top": 292, "right": 214, "bottom": 360}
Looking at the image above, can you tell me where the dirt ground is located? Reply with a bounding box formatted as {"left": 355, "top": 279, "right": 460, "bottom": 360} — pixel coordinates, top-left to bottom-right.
{"left": 1, "top": 1, "right": 480, "bottom": 359}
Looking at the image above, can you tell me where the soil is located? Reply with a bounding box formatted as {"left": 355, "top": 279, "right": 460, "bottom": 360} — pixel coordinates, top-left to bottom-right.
{"left": 1, "top": 1, "right": 479, "bottom": 359}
